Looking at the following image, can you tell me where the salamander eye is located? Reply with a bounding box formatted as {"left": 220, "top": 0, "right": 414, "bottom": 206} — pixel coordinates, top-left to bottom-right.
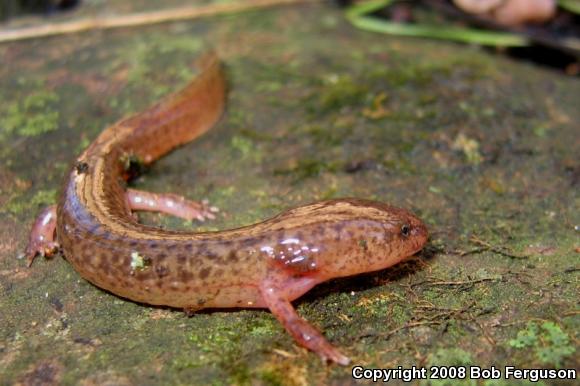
{"left": 400, "top": 224, "right": 410, "bottom": 238}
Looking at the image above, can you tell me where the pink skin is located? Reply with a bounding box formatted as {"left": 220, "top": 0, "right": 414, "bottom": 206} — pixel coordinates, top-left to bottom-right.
{"left": 26, "top": 194, "right": 351, "bottom": 364}
{"left": 453, "top": 0, "right": 556, "bottom": 26}
{"left": 25, "top": 205, "right": 58, "bottom": 267}
{"left": 453, "top": 0, "right": 504, "bottom": 14}
{"left": 26, "top": 194, "right": 427, "bottom": 365}
{"left": 260, "top": 275, "right": 350, "bottom": 365}
{"left": 491, "top": 0, "right": 555, "bottom": 26}
{"left": 24, "top": 191, "right": 219, "bottom": 265}
{"left": 126, "top": 189, "right": 218, "bottom": 222}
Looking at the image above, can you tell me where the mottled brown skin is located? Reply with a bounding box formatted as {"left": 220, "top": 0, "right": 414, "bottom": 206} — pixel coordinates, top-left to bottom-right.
{"left": 25, "top": 54, "right": 428, "bottom": 365}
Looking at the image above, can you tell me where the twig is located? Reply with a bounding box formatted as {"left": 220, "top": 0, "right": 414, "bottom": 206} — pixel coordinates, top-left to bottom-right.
{"left": 411, "top": 277, "right": 499, "bottom": 287}
{"left": 471, "top": 318, "right": 497, "bottom": 346}
{"left": 430, "top": 278, "right": 498, "bottom": 286}
{"left": 415, "top": 300, "right": 478, "bottom": 321}
{"left": 416, "top": 302, "right": 476, "bottom": 313}
{"left": 468, "top": 235, "right": 529, "bottom": 259}
{"left": 384, "top": 321, "right": 443, "bottom": 339}
{"left": 357, "top": 320, "right": 443, "bottom": 341}
{"left": 271, "top": 348, "right": 298, "bottom": 358}
{"left": 562, "top": 310, "right": 580, "bottom": 317}
{"left": 0, "top": 0, "right": 322, "bottom": 44}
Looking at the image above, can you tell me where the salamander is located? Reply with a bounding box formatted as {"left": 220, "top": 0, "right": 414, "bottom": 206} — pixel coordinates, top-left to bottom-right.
{"left": 24, "top": 53, "right": 428, "bottom": 365}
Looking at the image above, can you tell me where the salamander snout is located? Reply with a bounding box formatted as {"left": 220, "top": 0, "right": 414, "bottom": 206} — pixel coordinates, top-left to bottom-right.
{"left": 351, "top": 202, "right": 429, "bottom": 275}
{"left": 398, "top": 212, "right": 428, "bottom": 254}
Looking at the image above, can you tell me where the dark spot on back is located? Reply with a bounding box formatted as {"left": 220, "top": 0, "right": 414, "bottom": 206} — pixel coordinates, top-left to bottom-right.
{"left": 135, "top": 270, "right": 153, "bottom": 280}
{"left": 155, "top": 265, "right": 169, "bottom": 277}
{"left": 227, "top": 251, "right": 238, "bottom": 262}
{"left": 177, "top": 254, "right": 187, "bottom": 264}
{"left": 241, "top": 238, "right": 257, "bottom": 247}
{"left": 312, "top": 226, "right": 325, "bottom": 237}
{"left": 98, "top": 260, "right": 111, "bottom": 275}
{"left": 179, "top": 269, "right": 194, "bottom": 282}
{"left": 205, "top": 251, "right": 219, "bottom": 261}
{"left": 156, "top": 253, "right": 167, "bottom": 261}
{"left": 196, "top": 244, "right": 208, "bottom": 256}
{"left": 199, "top": 267, "right": 211, "bottom": 279}
{"left": 99, "top": 253, "right": 111, "bottom": 263}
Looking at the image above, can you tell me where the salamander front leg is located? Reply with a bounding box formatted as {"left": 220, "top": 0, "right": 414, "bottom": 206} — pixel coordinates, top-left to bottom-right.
{"left": 24, "top": 205, "right": 59, "bottom": 267}
{"left": 127, "top": 188, "right": 218, "bottom": 222}
{"left": 260, "top": 280, "right": 350, "bottom": 365}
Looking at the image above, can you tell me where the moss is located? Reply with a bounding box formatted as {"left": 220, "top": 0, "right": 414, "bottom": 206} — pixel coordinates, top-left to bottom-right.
{"left": 230, "top": 135, "right": 261, "bottom": 161}
{"left": 362, "top": 92, "right": 390, "bottom": 120}
{"left": 421, "top": 349, "right": 475, "bottom": 386}
{"left": 256, "top": 369, "right": 286, "bottom": 386}
{"left": 303, "top": 123, "right": 353, "bottom": 147}
{"left": 532, "top": 124, "right": 549, "bottom": 137}
{"left": 508, "top": 321, "right": 575, "bottom": 368}
{"left": 273, "top": 158, "right": 340, "bottom": 182}
{"left": 483, "top": 380, "right": 548, "bottom": 386}
{"left": 107, "top": 35, "right": 205, "bottom": 113}
{"left": 367, "top": 61, "right": 450, "bottom": 87}
{"left": 129, "top": 251, "right": 150, "bottom": 272}
{"left": 248, "top": 319, "right": 278, "bottom": 338}
{"left": 185, "top": 314, "right": 279, "bottom": 370}
{"left": 428, "top": 348, "right": 474, "bottom": 366}
{"left": 315, "top": 74, "right": 369, "bottom": 112}
{"left": 0, "top": 89, "right": 59, "bottom": 140}
{"left": 452, "top": 133, "right": 483, "bottom": 166}
{"left": 4, "top": 189, "right": 57, "bottom": 215}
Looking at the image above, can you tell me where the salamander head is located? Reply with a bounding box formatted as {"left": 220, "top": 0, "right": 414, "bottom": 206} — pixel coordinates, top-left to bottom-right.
{"left": 319, "top": 199, "right": 428, "bottom": 278}
{"left": 262, "top": 199, "right": 428, "bottom": 280}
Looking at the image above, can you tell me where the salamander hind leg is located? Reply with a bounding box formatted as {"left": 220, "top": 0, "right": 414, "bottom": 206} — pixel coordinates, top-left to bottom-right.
{"left": 260, "top": 278, "right": 350, "bottom": 365}
{"left": 127, "top": 188, "right": 219, "bottom": 222}
{"left": 24, "top": 205, "right": 59, "bottom": 267}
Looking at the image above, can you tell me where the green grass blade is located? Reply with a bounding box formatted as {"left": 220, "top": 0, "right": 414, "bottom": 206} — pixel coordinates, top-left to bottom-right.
{"left": 558, "top": 0, "right": 580, "bottom": 14}
{"left": 346, "top": 0, "right": 392, "bottom": 19}
{"left": 347, "top": 11, "right": 529, "bottom": 47}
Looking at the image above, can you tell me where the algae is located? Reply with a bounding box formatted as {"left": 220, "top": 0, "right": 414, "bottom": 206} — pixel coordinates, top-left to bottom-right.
{"left": 5, "top": 188, "right": 57, "bottom": 215}
{"left": 509, "top": 321, "right": 576, "bottom": 368}
{"left": 1, "top": 89, "right": 60, "bottom": 139}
